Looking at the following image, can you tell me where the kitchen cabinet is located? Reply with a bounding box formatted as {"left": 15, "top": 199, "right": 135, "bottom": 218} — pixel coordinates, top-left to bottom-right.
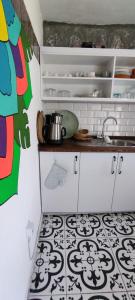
{"left": 40, "top": 47, "right": 135, "bottom": 104}
{"left": 40, "top": 152, "right": 80, "bottom": 213}
{"left": 40, "top": 151, "right": 135, "bottom": 213}
{"left": 112, "top": 153, "right": 135, "bottom": 212}
{"left": 78, "top": 153, "right": 117, "bottom": 213}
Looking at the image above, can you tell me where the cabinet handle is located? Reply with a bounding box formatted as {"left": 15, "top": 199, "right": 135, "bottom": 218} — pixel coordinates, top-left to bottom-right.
{"left": 111, "top": 156, "right": 116, "bottom": 174}
{"left": 118, "top": 156, "right": 123, "bottom": 174}
{"left": 74, "top": 155, "right": 78, "bottom": 174}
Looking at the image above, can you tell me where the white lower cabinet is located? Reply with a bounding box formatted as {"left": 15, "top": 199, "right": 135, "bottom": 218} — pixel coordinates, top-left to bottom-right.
{"left": 112, "top": 153, "right": 135, "bottom": 212}
{"left": 40, "top": 152, "right": 80, "bottom": 213}
{"left": 78, "top": 153, "right": 117, "bottom": 213}
{"left": 40, "top": 151, "right": 135, "bottom": 213}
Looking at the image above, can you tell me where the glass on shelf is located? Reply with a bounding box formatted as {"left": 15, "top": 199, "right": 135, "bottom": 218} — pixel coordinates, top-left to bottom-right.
{"left": 113, "top": 93, "right": 122, "bottom": 98}
{"left": 44, "top": 88, "right": 56, "bottom": 97}
{"left": 57, "top": 90, "right": 71, "bottom": 97}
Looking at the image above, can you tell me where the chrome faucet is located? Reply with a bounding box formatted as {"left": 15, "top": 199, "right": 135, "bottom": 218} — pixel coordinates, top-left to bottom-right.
{"left": 101, "top": 116, "right": 117, "bottom": 139}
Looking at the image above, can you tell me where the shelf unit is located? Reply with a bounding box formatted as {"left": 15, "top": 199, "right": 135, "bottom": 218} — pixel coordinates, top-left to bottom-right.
{"left": 40, "top": 47, "right": 135, "bottom": 103}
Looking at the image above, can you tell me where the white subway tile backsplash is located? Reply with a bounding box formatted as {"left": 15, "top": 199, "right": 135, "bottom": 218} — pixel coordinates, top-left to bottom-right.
{"left": 94, "top": 111, "right": 107, "bottom": 118}
{"left": 79, "top": 118, "right": 88, "bottom": 125}
{"left": 87, "top": 104, "right": 101, "bottom": 111}
{"left": 120, "top": 112, "right": 135, "bottom": 119}
{"left": 106, "top": 125, "right": 119, "bottom": 132}
{"left": 108, "top": 111, "right": 121, "bottom": 118}
{"left": 127, "top": 119, "right": 135, "bottom": 125}
{"left": 45, "top": 102, "right": 59, "bottom": 109}
{"left": 43, "top": 101, "right": 135, "bottom": 137}
{"left": 87, "top": 118, "right": 101, "bottom": 125}
{"left": 73, "top": 103, "right": 87, "bottom": 110}
{"left": 87, "top": 125, "right": 94, "bottom": 132}
{"left": 129, "top": 104, "right": 135, "bottom": 111}
{"left": 102, "top": 104, "right": 114, "bottom": 111}
{"left": 80, "top": 110, "right": 88, "bottom": 117}
{"left": 58, "top": 103, "right": 74, "bottom": 110}
{"left": 74, "top": 110, "right": 80, "bottom": 117}
{"left": 115, "top": 104, "right": 129, "bottom": 112}
{"left": 87, "top": 111, "right": 95, "bottom": 117}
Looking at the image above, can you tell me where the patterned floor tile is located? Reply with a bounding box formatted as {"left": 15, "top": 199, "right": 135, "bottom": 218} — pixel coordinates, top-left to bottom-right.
{"left": 28, "top": 213, "right": 135, "bottom": 300}
{"left": 66, "top": 238, "right": 125, "bottom": 294}
{"left": 102, "top": 213, "right": 135, "bottom": 238}
{"left": 66, "top": 293, "right": 129, "bottom": 300}
{"left": 39, "top": 215, "right": 64, "bottom": 240}
{"left": 129, "top": 293, "right": 135, "bottom": 300}
{"left": 109, "top": 236, "right": 135, "bottom": 291}
{"left": 28, "top": 296, "right": 66, "bottom": 300}
{"left": 65, "top": 214, "right": 106, "bottom": 240}
{"left": 29, "top": 239, "right": 66, "bottom": 297}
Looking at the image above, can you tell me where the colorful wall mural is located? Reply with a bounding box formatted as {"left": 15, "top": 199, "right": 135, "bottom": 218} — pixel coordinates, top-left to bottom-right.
{"left": 0, "top": 0, "right": 33, "bottom": 205}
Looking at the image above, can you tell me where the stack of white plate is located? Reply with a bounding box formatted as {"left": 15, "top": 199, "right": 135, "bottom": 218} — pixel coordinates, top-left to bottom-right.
{"left": 115, "top": 67, "right": 131, "bottom": 77}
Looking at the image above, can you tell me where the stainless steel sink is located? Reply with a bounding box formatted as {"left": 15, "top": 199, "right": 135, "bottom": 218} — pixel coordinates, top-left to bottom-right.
{"left": 72, "top": 138, "right": 135, "bottom": 147}
{"left": 110, "top": 139, "right": 135, "bottom": 147}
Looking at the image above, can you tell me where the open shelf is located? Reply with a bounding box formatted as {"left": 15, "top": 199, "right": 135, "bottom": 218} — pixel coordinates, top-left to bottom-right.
{"left": 40, "top": 47, "right": 135, "bottom": 104}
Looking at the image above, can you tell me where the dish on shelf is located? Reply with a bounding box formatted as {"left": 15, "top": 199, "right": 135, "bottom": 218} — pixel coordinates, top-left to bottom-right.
{"left": 114, "top": 74, "right": 130, "bottom": 78}
{"left": 56, "top": 110, "right": 79, "bottom": 139}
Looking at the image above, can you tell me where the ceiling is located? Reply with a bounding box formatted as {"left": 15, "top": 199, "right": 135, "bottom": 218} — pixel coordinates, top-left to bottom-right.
{"left": 39, "top": 0, "right": 135, "bottom": 25}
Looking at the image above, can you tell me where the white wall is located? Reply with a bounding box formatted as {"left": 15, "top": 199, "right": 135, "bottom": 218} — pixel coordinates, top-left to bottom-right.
{"left": 24, "top": 0, "right": 43, "bottom": 45}
{"left": 0, "top": 55, "right": 41, "bottom": 300}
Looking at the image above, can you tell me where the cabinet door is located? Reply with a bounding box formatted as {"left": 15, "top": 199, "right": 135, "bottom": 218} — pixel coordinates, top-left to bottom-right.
{"left": 78, "top": 153, "right": 117, "bottom": 213}
{"left": 112, "top": 153, "right": 135, "bottom": 212}
{"left": 40, "top": 152, "right": 80, "bottom": 213}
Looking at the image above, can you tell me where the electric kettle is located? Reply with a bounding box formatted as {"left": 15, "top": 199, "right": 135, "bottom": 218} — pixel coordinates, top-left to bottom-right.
{"left": 48, "top": 113, "right": 66, "bottom": 144}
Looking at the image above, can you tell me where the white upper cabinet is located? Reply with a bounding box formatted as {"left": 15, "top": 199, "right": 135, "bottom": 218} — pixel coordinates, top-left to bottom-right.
{"left": 78, "top": 153, "right": 117, "bottom": 213}
{"left": 40, "top": 47, "right": 135, "bottom": 103}
{"left": 112, "top": 153, "right": 135, "bottom": 212}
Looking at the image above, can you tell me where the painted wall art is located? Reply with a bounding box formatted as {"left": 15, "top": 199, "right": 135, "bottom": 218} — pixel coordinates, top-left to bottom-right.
{"left": 0, "top": 0, "right": 33, "bottom": 205}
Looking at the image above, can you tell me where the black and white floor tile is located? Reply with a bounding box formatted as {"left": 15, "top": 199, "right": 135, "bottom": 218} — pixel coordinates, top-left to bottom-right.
{"left": 28, "top": 212, "right": 135, "bottom": 300}
{"left": 102, "top": 213, "right": 135, "bottom": 238}
{"left": 39, "top": 215, "right": 64, "bottom": 240}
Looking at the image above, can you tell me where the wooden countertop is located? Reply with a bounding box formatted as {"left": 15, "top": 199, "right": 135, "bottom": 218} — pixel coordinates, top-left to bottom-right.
{"left": 38, "top": 137, "right": 135, "bottom": 153}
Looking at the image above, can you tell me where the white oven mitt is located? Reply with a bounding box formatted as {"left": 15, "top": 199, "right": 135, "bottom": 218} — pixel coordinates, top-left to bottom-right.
{"left": 44, "top": 162, "right": 67, "bottom": 189}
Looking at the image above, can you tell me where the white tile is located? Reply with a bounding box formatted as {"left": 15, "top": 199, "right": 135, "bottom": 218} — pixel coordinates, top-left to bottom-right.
{"left": 115, "top": 104, "right": 129, "bottom": 112}
{"left": 119, "top": 126, "right": 134, "bottom": 132}
{"left": 44, "top": 102, "right": 59, "bottom": 110}
{"left": 126, "top": 132, "right": 135, "bottom": 136}
{"left": 87, "top": 118, "right": 101, "bottom": 125}
{"left": 94, "top": 111, "right": 107, "bottom": 118}
{"left": 87, "top": 103, "right": 102, "bottom": 111}
{"left": 85, "top": 125, "right": 94, "bottom": 132}
{"left": 73, "top": 103, "right": 87, "bottom": 111}
{"left": 127, "top": 119, "right": 135, "bottom": 125}
{"left": 73, "top": 110, "right": 80, "bottom": 117}
{"left": 106, "top": 125, "right": 120, "bottom": 132}
{"left": 129, "top": 104, "right": 135, "bottom": 111}
{"left": 108, "top": 112, "right": 121, "bottom": 118}
{"left": 58, "top": 103, "right": 74, "bottom": 110}
{"left": 102, "top": 104, "right": 114, "bottom": 111}
{"left": 117, "top": 119, "right": 128, "bottom": 125}
{"left": 80, "top": 110, "right": 88, "bottom": 117}
{"left": 87, "top": 111, "right": 95, "bottom": 117}
{"left": 93, "top": 125, "right": 102, "bottom": 132}
{"left": 120, "top": 112, "right": 135, "bottom": 119}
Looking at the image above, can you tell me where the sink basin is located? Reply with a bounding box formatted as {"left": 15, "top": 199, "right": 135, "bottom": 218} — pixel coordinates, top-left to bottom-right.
{"left": 110, "top": 139, "right": 135, "bottom": 147}
{"left": 72, "top": 138, "right": 135, "bottom": 147}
